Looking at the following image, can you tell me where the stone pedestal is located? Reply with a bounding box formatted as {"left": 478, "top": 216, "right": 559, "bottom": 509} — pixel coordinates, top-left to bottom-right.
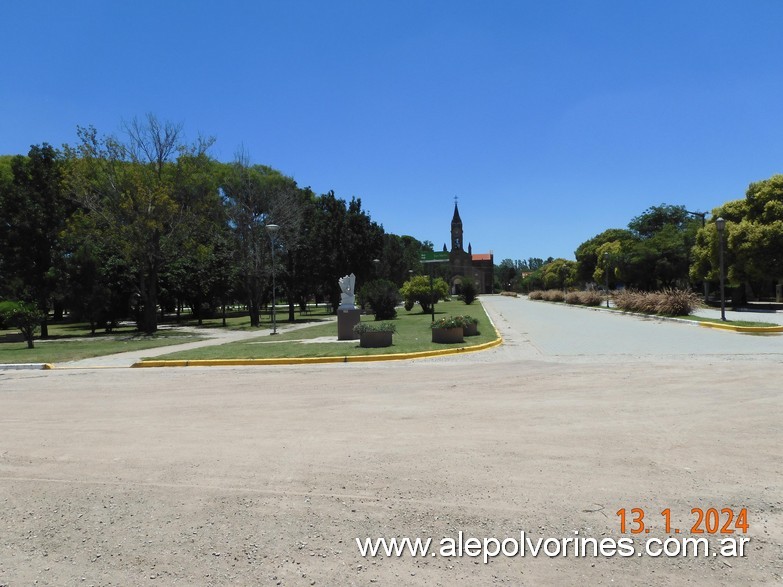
{"left": 337, "top": 308, "right": 361, "bottom": 340}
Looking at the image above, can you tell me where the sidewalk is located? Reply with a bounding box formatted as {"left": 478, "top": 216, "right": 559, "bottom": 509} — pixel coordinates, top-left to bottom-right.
{"left": 692, "top": 307, "right": 783, "bottom": 325}
{"left": 55, "top": 318, "right": 336, "bottom": 369}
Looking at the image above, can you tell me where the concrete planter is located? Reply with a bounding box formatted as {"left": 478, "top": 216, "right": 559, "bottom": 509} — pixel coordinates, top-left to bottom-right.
{"left": 431, "top": 326, "right": 464, "bottom": 344}
{"left": 463, "top": 322, "right": 479, "bottom": 336}
{"left": 359, "top": 331, "right": 393, "bottom": 348}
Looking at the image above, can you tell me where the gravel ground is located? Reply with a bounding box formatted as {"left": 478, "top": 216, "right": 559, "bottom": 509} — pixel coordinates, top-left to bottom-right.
{"left": 0, "top": 295, "right": 780, "bottom": 586}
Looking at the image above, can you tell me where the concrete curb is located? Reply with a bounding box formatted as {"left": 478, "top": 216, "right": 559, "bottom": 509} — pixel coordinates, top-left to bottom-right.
{"left": 130, "top": 336, "right": 503, "bottom": 368}
{"left": 697, "top": 322, "right": 783, "bottom": 333}
{"left": 0, "top": 363, "right": 54, "bottom": 370}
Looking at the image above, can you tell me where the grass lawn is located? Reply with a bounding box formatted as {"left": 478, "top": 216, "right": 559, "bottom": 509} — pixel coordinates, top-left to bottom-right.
{"left": 674, "top": 314, "right": 782, "bottom": 328}
{"left": 151, "top": 300, "right": 498, "bottom": 360}
{"left": 0, "top": 322, "right": 204, "bottom": 364}
{"left": 164, "top": 304, "right": 334, "bottom": 330}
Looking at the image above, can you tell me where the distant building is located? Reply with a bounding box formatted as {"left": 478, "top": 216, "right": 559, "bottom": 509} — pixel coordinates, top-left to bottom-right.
{"left": 443, "top": 203, "right": 494, "bottom": 294}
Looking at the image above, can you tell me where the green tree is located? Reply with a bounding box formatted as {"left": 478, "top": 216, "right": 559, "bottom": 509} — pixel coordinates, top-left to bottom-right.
{"left": 574, "top": 228, "right": 637, "bottom": 285}
{"left": 691, "top": 175, "right": 783, "bottom": 299}
{"left": 0, "top": 144, "right": 72, "bottom": 338}
{"left": 495, "top": 259, "right": 519, "bottom": 291}
{"left": 400, "top": 275, "right": 449, "bottom": 314}
{"left": 220, "top": 156, "right": 301, "bottom": 327}
{"left": 376, "top": 233, "right": 427, "bottom": 286}
{"left": 309, "top": 192, "right": 384, "bottom": 312}
{"left": 628, "top": 203, "right": 694, "bottom": 238}
{"left": 61, "top": 208, "right": 137, "bottom": 333}
{"left": 540, "top": 258, "right": 577, "bottom": 290}
{"left": 64, "top": 116, "right": 215, "bottom": 333}
{"left": 592, "top": 241, "right": 623, "bottom": 287}
{"left": 0, "top": 301, "right": 45, "bottom": 349}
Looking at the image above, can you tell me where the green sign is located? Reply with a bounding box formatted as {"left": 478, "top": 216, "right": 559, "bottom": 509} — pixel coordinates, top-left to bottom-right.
{"left": 420, "top": 251, "right": 450, "bottom": 263}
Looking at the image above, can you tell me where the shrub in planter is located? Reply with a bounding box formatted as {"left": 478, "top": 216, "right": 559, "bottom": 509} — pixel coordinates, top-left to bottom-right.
{"left": 455, "top": 314, "right": 479, "bottom": 336}
{"left": 430, "top": 316, "right": 465, "bottom": 343}
{"left": 353, "top": 321, "right": 396, "bottom": 348}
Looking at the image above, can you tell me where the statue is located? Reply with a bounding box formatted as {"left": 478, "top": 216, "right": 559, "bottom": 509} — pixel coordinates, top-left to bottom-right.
{"left": 338, "top": 273, "right": 357, "bottom": 310}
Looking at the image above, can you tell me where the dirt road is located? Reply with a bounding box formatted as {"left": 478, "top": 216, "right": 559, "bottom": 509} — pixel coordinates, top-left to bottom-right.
{"left": 1, "top": 296, "right": 781, "bottom": 585}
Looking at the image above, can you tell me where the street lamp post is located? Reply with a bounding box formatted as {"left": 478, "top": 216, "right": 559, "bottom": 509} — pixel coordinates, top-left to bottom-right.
{"left": 686, "top": 210, "right": 709, "bottom": 302}
{"left": 266, "top": 224, "right": 280, "bottom": 334}
{"left": 716, "top": 217, "right": 726, "bottom": 321}
{"left": 604, "top": 252, "right": 610, "bottom": 308}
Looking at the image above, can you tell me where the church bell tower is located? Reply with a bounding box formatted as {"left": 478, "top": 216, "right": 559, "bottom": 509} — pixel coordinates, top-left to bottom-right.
{"left": 450, "top": 200, "right": 463, "bottom": 252}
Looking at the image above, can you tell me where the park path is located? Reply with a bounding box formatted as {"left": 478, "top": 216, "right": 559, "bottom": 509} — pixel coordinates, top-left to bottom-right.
{"left": 56, "top": 317, "right": 336, "bottom": 369}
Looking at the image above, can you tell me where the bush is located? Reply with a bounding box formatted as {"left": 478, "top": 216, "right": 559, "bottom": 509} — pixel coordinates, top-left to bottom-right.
{"left": 353, "top": 321, "right": 396, "bottom": 334}
{"left": 460, "top": 278, "right": 478, "bottom": 305}
{"left": 0, "top": 301, "right": 45, "bottom": 348}
{"left": 531, "top": 289, "right": 604, "bottom": 307}
{"left": 455, "top": 315, "right": 478, "bottom": 326}
{"left": 431, "top": 315, "right": 468, "bottom": 330}
{"left": 501, "top": 291, "right": 518, "bottom": 297}
{"left": 541, "top": 289, "right": 565, "bottom": 302}
{"left": 613, "top": 289, "right": 702, "bottom": 316}
{"left": 357, "top": 279, "right": 402, "bottom": 320}
{"left": 0, "top": 300, "right": 18, "bottom": 329}
{"left": 577, "top": 290, "right": 604, "bottom": 306}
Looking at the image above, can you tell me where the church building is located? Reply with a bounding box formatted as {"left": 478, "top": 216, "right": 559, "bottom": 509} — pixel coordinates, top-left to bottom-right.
{"left": 443, "top": 202, "right": 494, "bottom": 295}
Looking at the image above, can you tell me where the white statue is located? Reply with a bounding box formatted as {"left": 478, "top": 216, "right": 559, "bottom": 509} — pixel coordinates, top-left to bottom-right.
{"left": 338, "top": 273, "right": 357, "bottom": 309}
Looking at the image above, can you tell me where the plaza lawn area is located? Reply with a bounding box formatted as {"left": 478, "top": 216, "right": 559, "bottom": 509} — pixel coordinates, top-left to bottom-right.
{"left": 0, "top": 322, "right": 203, "bottom": 364}
{"left": 151, "top": 300, "right": 498, "bottom": 360}
{"left": 165, "top": 304, "right": 333, "bottom": 330}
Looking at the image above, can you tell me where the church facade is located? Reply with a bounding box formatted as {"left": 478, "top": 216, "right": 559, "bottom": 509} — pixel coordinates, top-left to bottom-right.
{"left": 443, "top": 203, "right": 494, "bottom": 295}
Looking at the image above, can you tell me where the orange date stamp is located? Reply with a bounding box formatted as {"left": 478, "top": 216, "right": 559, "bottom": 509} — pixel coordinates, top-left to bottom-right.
{"left": 616, "top": 508, "right": 749, "bottom": 535}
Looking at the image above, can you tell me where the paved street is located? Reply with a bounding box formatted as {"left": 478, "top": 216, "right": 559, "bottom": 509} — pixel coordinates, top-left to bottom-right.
{"left": 1, "top": 296, "right": 781, "bottom": 586}
{"left": 478, "top": 295, "right": 783, "bottom": 362}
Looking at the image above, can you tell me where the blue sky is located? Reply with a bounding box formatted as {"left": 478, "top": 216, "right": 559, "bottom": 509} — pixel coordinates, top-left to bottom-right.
{"left": 3, "top": 1, "right": 783, "bottom": 262}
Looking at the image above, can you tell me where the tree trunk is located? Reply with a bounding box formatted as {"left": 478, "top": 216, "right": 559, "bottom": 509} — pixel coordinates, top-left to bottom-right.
{"left": 249, "top": 299, "right": 260, "bottom": 327}
{"left": 139, "top": 266, "right": 159, "bottom": 334}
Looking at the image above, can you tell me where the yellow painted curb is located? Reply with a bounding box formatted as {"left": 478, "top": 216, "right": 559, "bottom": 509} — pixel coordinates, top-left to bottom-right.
{"left": 698, "top": 322, "right": 783, "bottom": 333}
{"left": 131, "top": 336, "right": 503, "bottom": 368}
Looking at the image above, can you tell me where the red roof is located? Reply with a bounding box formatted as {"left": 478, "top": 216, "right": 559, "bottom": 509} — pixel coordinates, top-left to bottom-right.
{"left": 472, "top": 254, "right": 492, "bottom": 261}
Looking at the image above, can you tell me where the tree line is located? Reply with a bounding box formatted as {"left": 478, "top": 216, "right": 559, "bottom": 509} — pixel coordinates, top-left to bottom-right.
{"left": 0, "top": 115, "right": 432, "bottom": 336}
{"left": 496, "top": 181, "right": 783, "bottom": 302}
